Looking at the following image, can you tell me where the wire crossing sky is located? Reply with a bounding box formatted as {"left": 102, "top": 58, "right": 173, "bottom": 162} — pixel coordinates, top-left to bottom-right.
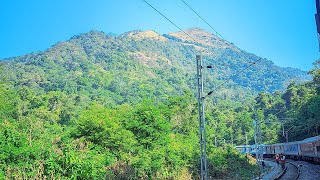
{"left": 143, "top": 0, "right": 264, "bottom": 96}
{"left": 0, "top": 0, "right": 318, "bottom": 70}
{"left": 181, "top": 0, "right": 224, "bottom": 39}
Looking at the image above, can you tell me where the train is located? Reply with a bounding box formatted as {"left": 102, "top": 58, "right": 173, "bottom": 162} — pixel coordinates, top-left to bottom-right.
{"left": 236, "top": 136, "right": 320, "bottom": 163}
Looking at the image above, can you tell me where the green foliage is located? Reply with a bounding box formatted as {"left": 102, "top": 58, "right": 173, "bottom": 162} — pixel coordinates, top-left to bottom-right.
{"left": 4, "top": 29, "right": 310, "bottom": 179}
{"left": 124, "top": 100, "right": 170, "bottom": 148}
{"left": 0, "top": 85, "right": 17, "bottom": 120}
{"left": 0, "top": 85, "right": 260, "bottom": 179}
{"left": 0, "top": 30, "right": 309, "bottom": 108}
{"left": 247, "top": 60, "right": 320, "bottom": 142}
{"left": 207, "top": 146, "right": 259, "bottom": 179}
{"left": 74, "top": 103, "right": 138, "bottom": 155}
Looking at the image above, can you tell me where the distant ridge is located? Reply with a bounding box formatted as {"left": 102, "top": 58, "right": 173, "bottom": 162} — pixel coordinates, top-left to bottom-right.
{"left": 0, "top": 28, "right": 310, "bottom": 104}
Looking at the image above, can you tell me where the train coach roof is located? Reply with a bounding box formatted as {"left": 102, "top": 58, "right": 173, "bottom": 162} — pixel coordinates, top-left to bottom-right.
{"left": 235, "top": 145, "right": 245, "bottom": 148}
{"left": 235, "top": 145, "right": 250, "bottom": 148}
{"left": 264, "top": 142, "right": 284, "bottom": 146}
{"left": 265, "top": 141, "right": 301, "bottom": 146}
{"left": 269, "top": 140, "right": 313, "bottom": 146}
{"left": 282, "top": 141, "right": 304, "bottom": 145}
{"left": 302, "top": 136, "right": 320, "bottom": 143}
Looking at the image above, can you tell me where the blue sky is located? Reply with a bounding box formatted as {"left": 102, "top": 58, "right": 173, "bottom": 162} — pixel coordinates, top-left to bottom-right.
{"left": 0, "top": 0, "right": 319, "bottom": 70}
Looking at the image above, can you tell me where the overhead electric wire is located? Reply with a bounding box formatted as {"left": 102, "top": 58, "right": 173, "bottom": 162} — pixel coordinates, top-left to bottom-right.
{"left": 181, "top": 0, "right": 224, "bottom": 39}
{"left": 204, "top": 58, "right": 263, "bottom": 98}
{"left": 180, "top": 0, "right": 265, "bottom": 97}
{"left": 143, "top": 0, "right": 199, "bottom": 43}
{"left": 181, "top": 0, "right": 261, "bottom": 97}
{"left": 143, "top": 0, "right": 263, "bottom": 98}
{"left": 179, "top": 1, "right": 267, "bottom": 97}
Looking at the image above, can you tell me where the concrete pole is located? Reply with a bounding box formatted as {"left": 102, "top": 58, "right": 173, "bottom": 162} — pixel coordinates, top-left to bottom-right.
{"left": 231, "top": 132, "right": 234, "bottom": 146}
{"left": 245, "top": 133, "right": 248, "bottom": 154}
{"left": 245, "top": 133, "right": 248, "bottom": 146}
{"left": 196, "top": 55, "right": 208, "bottom": 180}
{"left": 215, "top": 137, "right": 217, "bottom": 147}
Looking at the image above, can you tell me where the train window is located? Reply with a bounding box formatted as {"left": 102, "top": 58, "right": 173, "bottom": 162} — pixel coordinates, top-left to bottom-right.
{"left": 317, "top": 146, "right": 320, "bottom": 152}
{"left": 302, "top": 144, "right": 314, "bottom": 151}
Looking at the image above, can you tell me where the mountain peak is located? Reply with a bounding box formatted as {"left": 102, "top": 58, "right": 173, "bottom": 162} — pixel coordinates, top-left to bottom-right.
{"left": 184, "top": 27, "right": 213, "bottom": 35}
{"left": 120, "top": 30, "right": 167, "bottom": 41}
{"left": 70, "top": 30, "right": 108, "bottom": 40}
{"left": 167, "top": 27, "right": 233, "bottom": 49}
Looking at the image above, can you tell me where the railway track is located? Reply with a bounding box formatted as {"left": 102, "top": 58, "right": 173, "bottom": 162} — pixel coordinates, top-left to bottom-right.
{"left": 286, "top": 160, "right": 320, "bottom": 179}
{"left": 258, "top": 158, "right": 320, "bottom": 179}
{"left": 260, "top": 158, "right": 300, "bottom": 180}
{"left": 275, "top": 161, "right": 300, "bottom": 180}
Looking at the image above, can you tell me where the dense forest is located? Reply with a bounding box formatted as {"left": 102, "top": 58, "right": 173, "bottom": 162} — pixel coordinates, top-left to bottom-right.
{"left": 251, "top": 60, "right": 320, "bottom": 143}
{"left": 0, "top": 28, "right": 316, "bottom": 179}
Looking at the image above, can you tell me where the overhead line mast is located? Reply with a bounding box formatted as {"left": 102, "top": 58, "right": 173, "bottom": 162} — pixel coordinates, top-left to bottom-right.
{"left": 315, "top": 0, "right": 320, "bottom": 51}
{"left": 143, "top": 1, "right": 208, "bottom": 179}
{"left": 196, "top": 55, "right": 208, "bottom": 180}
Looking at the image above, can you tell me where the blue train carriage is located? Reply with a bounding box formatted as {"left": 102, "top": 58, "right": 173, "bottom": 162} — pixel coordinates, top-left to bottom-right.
{"left": 245, "top": 145, "right": 251, "bottom": 154}
{"left": 235, "top": 145, "right": 252, "bottom": 154}
{"left": 247, "top": 144, "right": 265, "bottom": 156}
{"left": 315, "top": 139, "right": 320, "bottom": 162}
{"left": 300, "top": 136, "right": 320, "bottom": 162}
{"left": 283, "top": 141, "right": 301, "bottom": 160}
{"left": 249, "top": 145, "right": 257, "bottom": 155}
{"left": 264, "top": 144, "right": 275, "bottom": 157}
{"left": 272, "top": 143, "right": 285, "bottom": 155}
{"left": 260, "top": 144, "right": 266, "bottom": 155}
{"left": 235, "top": 145, "right": 247, "bottom": 154}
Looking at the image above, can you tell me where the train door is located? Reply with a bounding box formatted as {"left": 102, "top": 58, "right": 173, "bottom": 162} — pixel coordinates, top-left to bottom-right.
{"left": 315, "top": 141, "right": 320, "bottom": 161}
{"left": 301, "top": 142, "right": 315, "bottom": 160}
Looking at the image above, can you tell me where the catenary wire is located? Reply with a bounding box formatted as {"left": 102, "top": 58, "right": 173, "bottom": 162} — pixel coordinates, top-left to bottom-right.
{"left": 181, "top": 0, "right": 224, "bottom": 39}
{"left": 180, "top": 1, "right": 268, "bottom": 97}
{"left": 205, "top": 58, "right": 263, "bottom": 98}
{"left": 143, "top": 0, "right": 199, "bottom": 43}
{"left": 143, "top": 0, "right": 262, "bottom": 98}
{"left": 180, "top": 0, "right": 265, "bottom": 96}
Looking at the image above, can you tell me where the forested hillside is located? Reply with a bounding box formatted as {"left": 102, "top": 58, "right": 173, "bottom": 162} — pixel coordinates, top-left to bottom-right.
{"left": 249, "top": 60, "right": 320, "bottom": 143}
{"left": 0, "top": 28, "right": 311, "bottom": 179}
{"left": 1, "top": 28, "right": 308, "bottom": 104}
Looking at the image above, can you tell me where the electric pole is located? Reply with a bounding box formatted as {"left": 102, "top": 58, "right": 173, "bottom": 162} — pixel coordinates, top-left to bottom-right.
{"left": 257, "top": 114, "right": 262, "bottom": 164}
{"left": 215, "top": 137, "right": 217, "bottom": 147}
{"left": 246, "top": 133, "right": 248, "bottom": 148}
{"left": 315, "top": 0, "right": 320, "bottom": 51}
{"left": 282, "top": 123, "right": 285, "bottom": 137}
{"left": 231, "top": 131, "right": 234, "bottom": 146}
{"left": 196, "top": 55, "right": 208, "bottom": 180}
{"left": 253, "top": 113, "right": 257, "bottom": 160}
{"left": 285, "top": 126, "right": 294, "bottom": 143}
{"left": 253, "top": 110, "right": 262, "bottom": 164}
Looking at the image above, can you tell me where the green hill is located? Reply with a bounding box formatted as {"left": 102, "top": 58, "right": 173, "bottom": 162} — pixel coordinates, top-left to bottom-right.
{"left": 0, "top": 28, "right": 311, "bottom": 179}
{"left": 1, "top": 28, "right": 309, "bottom": 105}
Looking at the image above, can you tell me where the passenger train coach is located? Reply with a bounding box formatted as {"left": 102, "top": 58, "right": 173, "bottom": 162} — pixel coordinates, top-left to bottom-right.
{"left": 236, "top": 136, "right": 320, "bottom": 163}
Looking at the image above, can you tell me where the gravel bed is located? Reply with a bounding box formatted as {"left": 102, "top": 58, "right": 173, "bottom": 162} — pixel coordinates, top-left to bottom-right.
{"left": 287, "top": 160, "right": 320, "bottom": 180}
{"left": 278, "top": 163, "right": 298, "bottom": 180}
